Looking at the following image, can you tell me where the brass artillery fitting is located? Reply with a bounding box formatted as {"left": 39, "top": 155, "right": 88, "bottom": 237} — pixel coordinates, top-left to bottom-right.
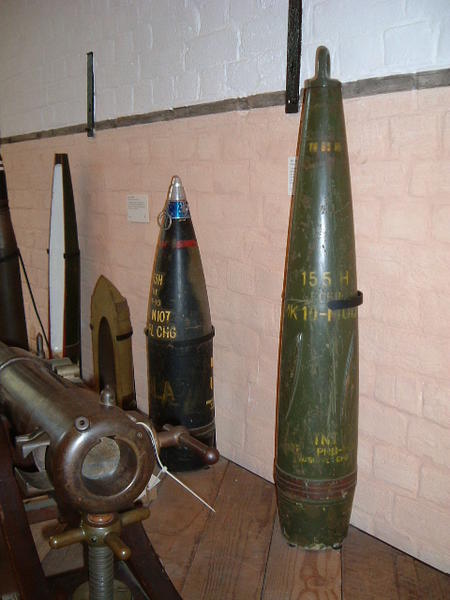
{"left": 49, "top": 507, "right": 150, "bottom": 599}
{"left": 49, "top": 506, "right": 150, "bottom": 560}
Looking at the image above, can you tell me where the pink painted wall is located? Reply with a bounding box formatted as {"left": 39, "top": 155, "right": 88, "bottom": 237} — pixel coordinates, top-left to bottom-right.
{"left": 3, "top": 86, "right": 450, "bottom": 571}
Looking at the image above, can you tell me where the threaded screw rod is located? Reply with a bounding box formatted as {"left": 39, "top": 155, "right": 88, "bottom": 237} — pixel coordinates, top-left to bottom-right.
{"left": 88, "top": 544, "right": 114, "bottom": 600}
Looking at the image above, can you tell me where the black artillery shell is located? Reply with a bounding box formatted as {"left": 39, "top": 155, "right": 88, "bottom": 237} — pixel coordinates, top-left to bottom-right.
{"left": 146, "top": 176, "right": 215, "bottom": 471}
{"left": 275, "top": 47, "right": 363, "bottom": 549}
{"left": 0, "top": 154, "right": 28, "bottom": 349}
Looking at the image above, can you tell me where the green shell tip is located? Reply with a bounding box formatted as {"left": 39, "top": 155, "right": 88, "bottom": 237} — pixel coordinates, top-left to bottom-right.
{"left": 315, "top": 46, "right": 331, "bottom": 82}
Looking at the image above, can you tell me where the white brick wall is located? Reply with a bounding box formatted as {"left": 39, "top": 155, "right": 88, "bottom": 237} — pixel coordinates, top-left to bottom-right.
{"left": 302, "top": 0, "right": 450, "bottom": 81}
{"left": 1, "top": 1, "right": 450, "bottom": 137}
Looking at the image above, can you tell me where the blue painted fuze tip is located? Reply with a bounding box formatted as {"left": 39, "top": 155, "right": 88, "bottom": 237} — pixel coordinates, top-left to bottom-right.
{"left": 167, "top": 175, "right": 191, "bottom": 220}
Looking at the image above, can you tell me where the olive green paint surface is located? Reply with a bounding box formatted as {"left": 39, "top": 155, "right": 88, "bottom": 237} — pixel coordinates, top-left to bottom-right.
{"left": 276, "top": 47, "right": 360, "bottom": 549}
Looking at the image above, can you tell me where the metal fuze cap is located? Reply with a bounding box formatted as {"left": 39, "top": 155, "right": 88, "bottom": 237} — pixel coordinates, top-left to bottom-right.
{"left": 167, "top": 175, "right": 190, "bottom": 220}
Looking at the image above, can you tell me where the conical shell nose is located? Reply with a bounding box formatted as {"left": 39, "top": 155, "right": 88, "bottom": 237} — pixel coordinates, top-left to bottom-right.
{"left": 165, "top": 175, "right": 190, "bottom": 220}
{"left": 168, "top": 175, "right": 186, "bottom": 203}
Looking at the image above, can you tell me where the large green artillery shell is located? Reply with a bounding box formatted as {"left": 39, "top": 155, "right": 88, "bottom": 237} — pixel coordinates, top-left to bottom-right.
{"left": 146, "top": 176, "right": 215, "bottom": 471}
{"left": 0, "top": 154, "right": 28, "bottom": 350}
{"left": 275, "top": 47, "right": 363, "bottom": 549}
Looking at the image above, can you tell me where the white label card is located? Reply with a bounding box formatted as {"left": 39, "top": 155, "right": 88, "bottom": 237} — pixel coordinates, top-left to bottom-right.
{"left": 288, "top": 156, "right": 297, "bottom": 196}
{"left": 127, "top": 194, "right": 149, "bottom": 223}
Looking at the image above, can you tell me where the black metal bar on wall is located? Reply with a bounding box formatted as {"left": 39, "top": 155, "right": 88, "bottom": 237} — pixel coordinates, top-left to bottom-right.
{"left": 86, "top": 51, "right": 94, "bottom": 137}
{"left": 285, "top": 0, "right": 302, "bottom": 113}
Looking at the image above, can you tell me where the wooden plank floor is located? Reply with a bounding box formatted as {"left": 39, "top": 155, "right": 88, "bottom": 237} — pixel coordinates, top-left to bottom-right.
{"left": 38, "top": 458, "right": 450, "bottom": 599}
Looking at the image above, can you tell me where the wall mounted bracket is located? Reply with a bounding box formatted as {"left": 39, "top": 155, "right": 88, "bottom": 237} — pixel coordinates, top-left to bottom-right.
{"left": 87, "top": 51, "right": 95, "bottom": 137}
{"left": 285, "top": 0, "right": 302, "bottom": 113}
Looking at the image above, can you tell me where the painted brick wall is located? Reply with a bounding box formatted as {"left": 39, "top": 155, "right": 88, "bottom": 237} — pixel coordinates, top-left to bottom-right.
{"left": 3, "top": 84, "right": 449, "bottom": 572}
{"left": 344, "top": 87, "right": 450, "bottom": 572}
{"left": 1, "top": 1, "right": 450, "bottom": 137}
{"left": 0, "top": 0, "right": 289, "bottom": 136}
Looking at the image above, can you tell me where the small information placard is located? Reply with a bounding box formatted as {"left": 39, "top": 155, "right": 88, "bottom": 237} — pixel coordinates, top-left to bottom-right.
{"left": 127, "top": 194, "right": 149, "bottom": 223}
{"left": 288, "top": 156, "right": 297, "bottom": 196}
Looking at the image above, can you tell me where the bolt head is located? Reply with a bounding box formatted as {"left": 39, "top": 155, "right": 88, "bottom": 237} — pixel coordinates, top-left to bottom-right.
{"left": 100, "top": 384, "right": 116, "bottom": 407}
{"left": 75, "top": 416, "right": 90, "bottom": 432}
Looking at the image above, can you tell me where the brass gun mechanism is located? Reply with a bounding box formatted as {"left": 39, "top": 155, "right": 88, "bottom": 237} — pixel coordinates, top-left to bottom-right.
{"left": 0, "top": 341, "right": 219, "bottom": 599}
